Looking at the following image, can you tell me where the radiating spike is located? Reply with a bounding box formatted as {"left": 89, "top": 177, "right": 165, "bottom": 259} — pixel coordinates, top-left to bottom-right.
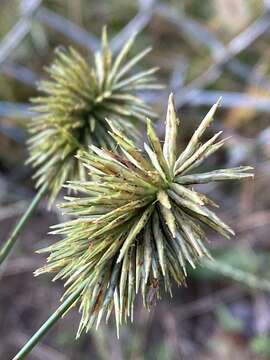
{"left": 163, "top": 93, "right": 178, "bottom": 174}
{"left": 176, "top": 167, "right": 254, "bottom": 184}
{"left": 147, "top": 119, "right": 171, "bottom": 178}
{"left": 174, "top": 98, "right": 221, "bottom": 171}
{"left": 114, "top": 289, "right": 120, "bottom": 338}
{"left": 117, "top": 204, "right": 154, "bottom": 263}
{"left": 175, "top": 131, "right": 223, "bottom": 175}
{"left": 143, "top": 221, "right": 152, "bottom": 284}
{"left": 119, "top": 251, "right": 129, "bottom": 322}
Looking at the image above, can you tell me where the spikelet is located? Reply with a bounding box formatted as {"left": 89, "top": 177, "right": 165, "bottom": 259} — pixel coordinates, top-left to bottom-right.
{"left": 27, "top": 27, "right": 161, "bottom": 205}
{"left": 35, "top": 94, "right": 253, "bottom": 337}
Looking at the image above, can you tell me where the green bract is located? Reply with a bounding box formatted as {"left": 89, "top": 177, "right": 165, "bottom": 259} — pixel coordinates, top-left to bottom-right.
{"left": 36, "top": 95, "right": 253, "bottom": 337}
{"left": 27, "top": 27, "right": 161, "bottom": 205}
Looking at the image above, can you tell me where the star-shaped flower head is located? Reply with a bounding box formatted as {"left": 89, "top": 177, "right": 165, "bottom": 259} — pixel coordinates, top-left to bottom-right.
{"left": 36, "top": 94, "right": 253, "bottom": 337}
{"left": 27, "top": 27, "right": 161, "bottom": 205}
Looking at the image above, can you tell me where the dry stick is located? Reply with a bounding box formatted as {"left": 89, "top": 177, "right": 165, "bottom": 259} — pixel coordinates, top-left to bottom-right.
{"left": 0, "top": 182, "right": 48, "bottom": 266}
{"left": 12, "top": 283, "right": 85, "bottom": 360}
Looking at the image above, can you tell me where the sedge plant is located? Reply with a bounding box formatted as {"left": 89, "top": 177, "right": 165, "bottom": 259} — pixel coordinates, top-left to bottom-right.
{"left": 13, "top": 94, "right": 254, "bottom": 359}
{"left": 0, "top": 27, "right": 161, "bottom": 266}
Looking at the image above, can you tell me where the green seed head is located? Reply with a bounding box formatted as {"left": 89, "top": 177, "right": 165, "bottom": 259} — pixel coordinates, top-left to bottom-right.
{"left": 36, "top": 94, "right": 253, "bottom": 337}
{"left": 27, "top": 27, "right": 161, "bottom": 205}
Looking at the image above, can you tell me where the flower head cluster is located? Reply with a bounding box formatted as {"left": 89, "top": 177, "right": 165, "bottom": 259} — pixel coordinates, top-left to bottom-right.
{"left": 27, "top": 27, "right": 160, "bottom": 205}
{"left": 36, "top": 95, "right": 253, "bottom": 336}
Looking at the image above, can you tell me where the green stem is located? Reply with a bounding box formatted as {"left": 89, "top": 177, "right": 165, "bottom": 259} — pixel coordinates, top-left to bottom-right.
{"left": 12, "top": 284, "right": 84, "bottom": 360}
{"left": 204, "top": 259, "right": 270, "bottom": 292}
{"left": 0, "top": 182, "right": 49, "bottom": 266}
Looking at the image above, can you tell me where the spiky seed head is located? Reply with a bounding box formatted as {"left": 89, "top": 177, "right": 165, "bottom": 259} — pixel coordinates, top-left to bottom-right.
{"left": 27, "top": 27, "right": 161, "bottom": 205}
{"left": 35, "top": 94, "right": 253, "bottom": 337}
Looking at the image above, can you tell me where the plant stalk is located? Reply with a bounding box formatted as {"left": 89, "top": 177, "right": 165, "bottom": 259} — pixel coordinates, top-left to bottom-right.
{"left": 204, "top": 259, "right": 270, "bottom": 292}
{"left": 0, "top": 182, "right": 49, "bottom": 266}
{"left": 12, "top": 283, "right": 84, "bottom": 360}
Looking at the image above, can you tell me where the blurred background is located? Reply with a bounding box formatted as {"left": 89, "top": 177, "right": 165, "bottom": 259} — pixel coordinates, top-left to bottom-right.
{"left": 1, "top": 0, "right": 270, "bottom": 359}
